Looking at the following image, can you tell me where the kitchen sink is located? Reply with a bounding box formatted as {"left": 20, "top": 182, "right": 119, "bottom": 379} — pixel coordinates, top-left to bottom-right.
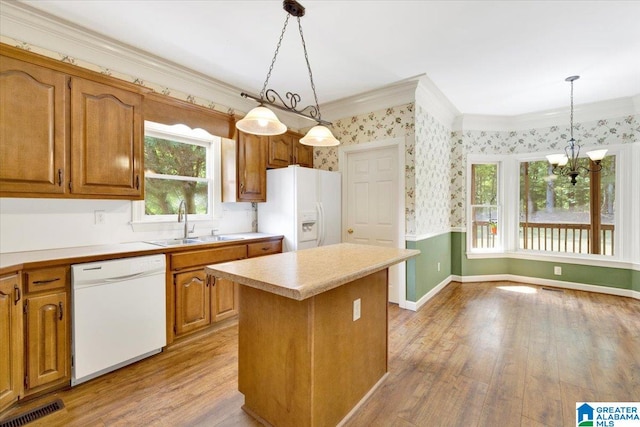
{"left": 145, "top": 235, "right": 243, "bottom": 247}
{"left": 196, "top": 235, "right": 241, "bottom": 242}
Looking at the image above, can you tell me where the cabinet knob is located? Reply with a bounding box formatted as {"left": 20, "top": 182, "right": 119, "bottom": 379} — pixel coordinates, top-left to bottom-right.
{"left": 14, "top": 285, "right": 21, "bottom": 305}
{"left": 347, "top": 228, "right": 354, "bottom": 234}
{"left": 58, "top": 302, "right": 64, "bottom": 321}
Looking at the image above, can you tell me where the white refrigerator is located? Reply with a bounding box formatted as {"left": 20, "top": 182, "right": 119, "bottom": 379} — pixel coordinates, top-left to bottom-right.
{"left": 258, "top": 165, "right": 341, "bottom": 252}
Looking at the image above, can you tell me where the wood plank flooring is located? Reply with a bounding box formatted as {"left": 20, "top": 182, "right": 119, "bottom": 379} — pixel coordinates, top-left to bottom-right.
{"left": 2, "top": 281, "right": 638, "bottom": 426}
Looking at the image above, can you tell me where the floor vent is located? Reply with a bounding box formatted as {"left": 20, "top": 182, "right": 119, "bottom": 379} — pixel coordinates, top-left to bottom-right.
{"left": 542, "top": 287, "right": 564, "bottom": 292}
{"left": 0, "top": 399, "right": 64, "bottom": 427}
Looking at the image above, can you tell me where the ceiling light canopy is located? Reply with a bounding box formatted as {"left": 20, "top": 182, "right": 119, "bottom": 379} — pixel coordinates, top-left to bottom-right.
{"left": 236, "top": 0, "right": 340, "bottom": 147}
{"left": 546, "top": 76, "right": 607, "bottom": 185}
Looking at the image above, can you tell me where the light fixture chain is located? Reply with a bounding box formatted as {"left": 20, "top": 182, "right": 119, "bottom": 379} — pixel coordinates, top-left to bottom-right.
{"left": 570, "top": 78, "right": 574, "bottom": 140}
{"left": 260, "top": 14, "right": 291, "bottom": 100}
{"left": 297, "top": 16, "right": 322, "bottom": 120}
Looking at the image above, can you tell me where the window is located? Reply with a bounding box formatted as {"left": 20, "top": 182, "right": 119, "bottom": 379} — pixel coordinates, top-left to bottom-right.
{"left": 519, "top": 155, "right": 616, "bottom": 255}
{"left": 133, "top": 121, "right": 220, "bottom": 224}
{"left": 468, "top": 162, "right": 501, "bottom": 251}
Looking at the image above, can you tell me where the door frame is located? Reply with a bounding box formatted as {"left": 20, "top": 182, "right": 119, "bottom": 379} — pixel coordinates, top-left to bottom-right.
{"left": 339, "top": 138, "right": 407, "bottom": 308}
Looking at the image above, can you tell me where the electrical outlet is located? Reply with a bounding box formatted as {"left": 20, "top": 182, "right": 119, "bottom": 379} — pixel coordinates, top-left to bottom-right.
{"left": 554, "top": 266, "right": 562, "bottom": 276}
{"left": 94, "top": 210, "right": 106, "bottom": 225}
{"left": 437, "top": 262, "right": 441, "bottom": 272}
{"left": 353, "top": 298, "right": 361, "bottom": 321}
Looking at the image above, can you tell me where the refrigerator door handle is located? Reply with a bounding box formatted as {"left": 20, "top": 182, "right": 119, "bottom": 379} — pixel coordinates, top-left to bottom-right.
{"left": 316, "top": 202, "right": 325, "bottom": 246}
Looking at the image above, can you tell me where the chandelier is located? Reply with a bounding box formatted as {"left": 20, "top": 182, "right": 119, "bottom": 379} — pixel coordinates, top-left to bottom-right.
{"left": 546, "top": 76, "right": 607, "bottom": 185}
{"left": 236, "top": 0, "right": 340, "bottom": 147}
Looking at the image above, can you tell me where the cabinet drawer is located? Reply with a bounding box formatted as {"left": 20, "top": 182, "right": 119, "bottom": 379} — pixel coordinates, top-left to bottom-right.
{"left": 170, "top": 245, "right": 247, "bottom": 271}
{"left": 25, "top": 266, "right": 68, "bottom": 293}
{"left": 247, "top": 240, "right": 282, "bottom": 258}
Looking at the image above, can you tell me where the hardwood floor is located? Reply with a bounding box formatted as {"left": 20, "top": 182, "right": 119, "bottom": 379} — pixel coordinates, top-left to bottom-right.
{"left": 2, "top": 281, "right": 638, "bottom": 426}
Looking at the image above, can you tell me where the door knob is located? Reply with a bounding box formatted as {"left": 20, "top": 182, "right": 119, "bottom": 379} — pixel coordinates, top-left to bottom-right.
{"left": 347, "top": 228, "right": 354, "bottom": 234}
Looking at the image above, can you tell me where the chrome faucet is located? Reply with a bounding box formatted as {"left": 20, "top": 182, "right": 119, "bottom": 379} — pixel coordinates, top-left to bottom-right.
{"left": 177, "top": 200, "right": 188, "bottom": 239}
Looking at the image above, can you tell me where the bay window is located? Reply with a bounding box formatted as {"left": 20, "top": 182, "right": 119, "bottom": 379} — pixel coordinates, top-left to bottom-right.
{"left": 519, "top": 155, "right": 616, "bottom": 255}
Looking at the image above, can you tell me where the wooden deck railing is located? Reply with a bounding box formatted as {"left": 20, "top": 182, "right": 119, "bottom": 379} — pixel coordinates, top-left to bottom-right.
{"left": 471, "top": 221, "right": 615, "bottom": 255}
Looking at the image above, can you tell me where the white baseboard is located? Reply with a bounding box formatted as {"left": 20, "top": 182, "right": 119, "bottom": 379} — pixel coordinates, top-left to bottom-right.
{"left": 405, "top": 274, "right": 639, "bottom": 312}
{"left": 405, "top": 275, "right": 454, "bottom": 311}
{"left": 452, "top": 274, "right": 639, "bottom": 300}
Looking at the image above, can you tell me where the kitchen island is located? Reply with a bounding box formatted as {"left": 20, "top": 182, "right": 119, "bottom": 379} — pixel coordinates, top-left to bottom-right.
{"left": 205, "top": 243, "right": 420, "bottom": 427}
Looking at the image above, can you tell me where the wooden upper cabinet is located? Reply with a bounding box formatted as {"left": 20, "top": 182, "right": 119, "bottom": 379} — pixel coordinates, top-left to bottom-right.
{"left": 238, "top": 132, "right": 267, "bottom": 202}
{"left": 0, "top": 55, "right": 67, "bottom": 195}
{"left": 70, "top": 77, "right": 143, "bottom": 198}
{"left": 267, "top": 133, "right": 294, "bottom": 168}
{"left": 267, "top": 131, "right": 313, "bottom": 169}
{"left": 294, "top": 137, "right": 314, "bottom": 168}
{"left": 222, "top": 131, "right": 267, "bottom": 202}
{"left": 0, "top": 274, "right": 23, "bottom": 412}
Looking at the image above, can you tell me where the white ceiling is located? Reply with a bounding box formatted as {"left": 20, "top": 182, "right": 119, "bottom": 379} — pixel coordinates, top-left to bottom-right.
{"left": 15, "top": 0, "right": 640, "bottom": 116}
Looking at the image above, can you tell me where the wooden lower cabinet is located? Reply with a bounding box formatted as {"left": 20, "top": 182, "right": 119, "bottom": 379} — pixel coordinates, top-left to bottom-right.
{"left": 173, "top": 269, "right": 238, "bottom": 338}
{"left": 170, "top": 239, "right": 282, "bottom": 342}
{"left": 211, "top": 277, "right": 239, "bottom": 323}
{"left": 24, "top": 292, "right": 69, "bottom": 390}
{"left": 175, "top": 270, "right": 210, "bottom": 335}
{"left": 0, "top": 274, "right": 23, "bottom": 412}
{"left": 0, "top": 267, "right": 70, "bottom": 413}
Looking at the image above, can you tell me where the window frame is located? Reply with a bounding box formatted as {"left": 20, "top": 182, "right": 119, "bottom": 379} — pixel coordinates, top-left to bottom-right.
{"left": 466, "top": 156, "right": 505, "bottom": 254}
{"left": 131, "top": 121, "right": 223, "bottom": 232}
{"left": 515, "top": 148, "right": 621, "bottom": 259}
{"left": 466, "top": 144, "right": 632, "bottom": 267}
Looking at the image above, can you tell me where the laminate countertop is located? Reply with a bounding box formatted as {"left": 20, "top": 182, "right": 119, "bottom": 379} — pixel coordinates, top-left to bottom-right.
{"left": 205, "top": 243, "right": 420, "bottom": 300}
{"left": 0, "top": 232, "right": 281, "bottom": 273}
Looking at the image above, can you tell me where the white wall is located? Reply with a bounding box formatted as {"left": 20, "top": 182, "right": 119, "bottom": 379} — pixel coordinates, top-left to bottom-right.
{"left": 0, "top": 198, "right": 253, "bottom": 253}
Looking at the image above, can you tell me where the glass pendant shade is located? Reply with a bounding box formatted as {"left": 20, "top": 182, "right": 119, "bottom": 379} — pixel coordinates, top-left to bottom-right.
{"left": 236, "top": 106, "right": 287, "bottom": 136}
{"left": 586, "top": 149, "right": 608, "bottom": 162}
{"left": 299, "top": 125, "right": 340, "bottom": 147}
{"left": 546, "top": 153, "right": 568, "bottom": 166}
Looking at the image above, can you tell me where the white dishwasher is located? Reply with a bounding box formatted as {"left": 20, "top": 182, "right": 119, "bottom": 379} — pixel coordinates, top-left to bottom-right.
{"left": 71, "top": 254, "right": 166, "bottom": 386}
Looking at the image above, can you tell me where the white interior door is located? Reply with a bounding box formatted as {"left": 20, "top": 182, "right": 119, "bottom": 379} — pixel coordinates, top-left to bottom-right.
{"left": 343, "top": 142, "right": 403, "bottom": 303}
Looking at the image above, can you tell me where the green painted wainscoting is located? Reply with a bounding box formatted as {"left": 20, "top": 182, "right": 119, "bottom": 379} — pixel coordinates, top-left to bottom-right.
{"left": 405, "top": 233, "right": 452, "bottom": 302}
{"left": 450, "top": 231, "right": 635, "bottom": 291}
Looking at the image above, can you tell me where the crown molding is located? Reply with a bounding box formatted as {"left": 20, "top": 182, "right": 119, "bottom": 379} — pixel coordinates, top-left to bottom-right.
{"left": 0, "top": 1, "right": 251, "bottom": 115}
{"left": 453, "top": 95, "right": 639, "bottom": 132}
{"left": 320, "top": 75, "right": 422, "bottom": 121}
{"left": 414, "top": 75, "right": 460, "bottom": 128}
{"left": 3, "top": 0, "right": 637, "bottom": 133}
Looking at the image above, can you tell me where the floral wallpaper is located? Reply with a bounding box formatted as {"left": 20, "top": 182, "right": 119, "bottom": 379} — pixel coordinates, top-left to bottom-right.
{"left": 313, "top": 104, "right": 417, "bottom": 233}
{"left": 414, "top": 104, "right": 451, "bottom": 236}
{"left": 450, "top": 115, "right": 640, "bottom": 228}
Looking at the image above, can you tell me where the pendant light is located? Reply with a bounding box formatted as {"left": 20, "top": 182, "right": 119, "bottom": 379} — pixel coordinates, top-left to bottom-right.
{"left": 236, "top": 0, "right": 340, "bottom": 146}
{"left": 546, "top": 76, "right": 607, "bottom": 185}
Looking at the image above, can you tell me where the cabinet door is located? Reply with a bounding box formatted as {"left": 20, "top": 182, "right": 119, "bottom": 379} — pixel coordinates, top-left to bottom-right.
{"left": 0, "top": 274, "right": 23, "bottom": 411}
{"left": 267, "top": 133, "right": 293, "bottom": 168}
{"left": 175, "top": 270, "right": 210, "bottom": 336}
{"left": 70, "top": 77, "right": 143, "bottom": 198}
{"left": 237, "top": 131, "right": 267, "bottom": 202}
{"left": 211, "top": 277, "right": 238, "bottom": 323}
{"left": 0, "top": 56, "right": 67, "bottom": 195}
{"left": 293, "top": 140, "right": 314, "bottom": 168}
{"left": 25, "top": 292, "right": 68, "bottom": 390}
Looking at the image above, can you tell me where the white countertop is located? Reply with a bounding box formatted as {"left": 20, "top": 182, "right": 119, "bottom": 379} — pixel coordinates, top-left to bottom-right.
{"left": 0, "top": 232, "right": 279, "bottom": 270}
